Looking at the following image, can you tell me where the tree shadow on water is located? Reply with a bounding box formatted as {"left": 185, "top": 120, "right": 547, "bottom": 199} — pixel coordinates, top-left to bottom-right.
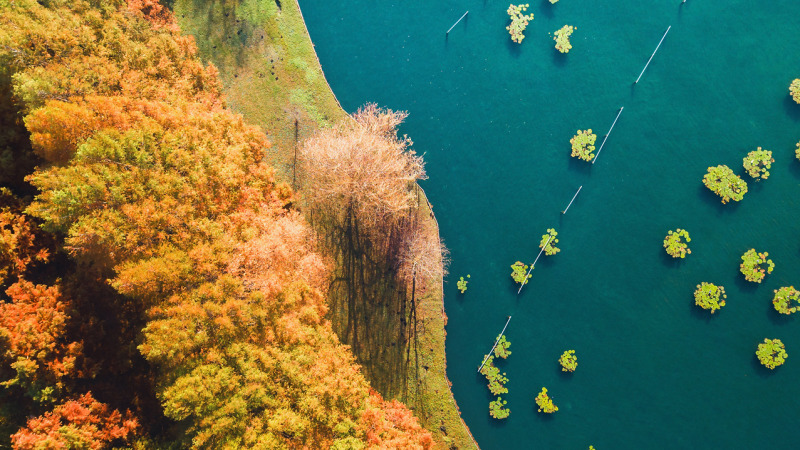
{"left": 552, "top": 50, "right": 567, "bottom": 68}
{"left": 539, "top": 0, "right": 555, "bottom": 18}
{"left": 567, "top": 156, "right": 592, "bottom": 175}
{"left": 750, "top": 353, "right": 777, "bottom": 379}
{"left": 695, "top": 183, "right": 740, "bottom": 215}
{"left": 767, "top": 305, "right": 794, "bottom": 326}
{"left": 782, "top": 95, "right": 800, "bottom": 122}
{"left": 732, "top": 273, "right": 760, "bottom": 295}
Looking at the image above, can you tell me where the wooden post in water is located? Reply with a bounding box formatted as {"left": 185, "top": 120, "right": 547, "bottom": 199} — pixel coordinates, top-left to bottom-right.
{"left": 517, "top": 235, "right": 552, "bottom": 295}
{"left": 592, "top": 107, "right": 624, "bottom": 165}
{"left": 634, "top": 26, "right": 671, "bottom": 84}
{"left": 446, "top": 11, "right": 469, "bottom": 35}
{"left": 562, "top": 185, "right": 583, "bottom": 214}
{"left": 477, "top": 315, "right": 512, "bottom": 373}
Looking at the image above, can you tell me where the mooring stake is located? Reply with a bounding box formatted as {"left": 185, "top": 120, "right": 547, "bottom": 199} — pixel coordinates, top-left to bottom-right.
{"left": 634, "top": 26, "right": 671, "bottom": 84}
{"left": 446, "top": 11, "right": 469, "bottom": 35}
{"left": 592, "top": 107, "right": 624, "bottom": 165}
{"left": 562, "top": 185, "right": 583, "bottom": 214}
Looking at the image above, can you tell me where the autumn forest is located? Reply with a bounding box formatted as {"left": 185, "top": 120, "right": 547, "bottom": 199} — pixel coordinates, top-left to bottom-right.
{"left": 0, "top": 0, "right": 441, "bottom": 448}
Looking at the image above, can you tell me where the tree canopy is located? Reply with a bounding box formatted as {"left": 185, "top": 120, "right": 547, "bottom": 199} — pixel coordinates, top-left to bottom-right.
{"left": 702, "top": 165, "right": 748, "bottom": 203}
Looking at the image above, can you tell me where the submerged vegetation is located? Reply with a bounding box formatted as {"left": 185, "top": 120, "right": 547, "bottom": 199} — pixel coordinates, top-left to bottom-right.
{"left": 506, "top": 4, "right": 534, "bottom": 44}
{"left": 739, "top": 249, "right": 774, "bottom": 283}
{"left": 663, "top": 229, "right": 691, "bottom": 259}
{"left": 756, "top": 339, "right": 787, "bottom": 369}
{"left": 554, "top": 25, "right": 575, "bottom": 53}
{"left": 772, "top": 287, "right": 800, "bottom": 315}
{"left": 570, "top": 129, "right": 597, "bottom": 162}
{"left": 694, "top": 283, "right": 727, "bottom": 314}
{"left": 702, "top": 165, "right": 748, "bottom": 203}
{"left": 535, "top": 388, "right": 558, "bottom": 413}
{"left": 540, "top": 228, "right": 561, "bottom": 256}
{"left": 559, "top": 350, "right": 578, "bottom": 372}
{"left": 742, "top": 147, "right": 774, "bottom": 180}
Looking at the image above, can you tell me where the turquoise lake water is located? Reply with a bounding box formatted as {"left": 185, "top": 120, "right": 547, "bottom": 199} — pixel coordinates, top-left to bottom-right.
{"left": 299, "top": 1, "right": 800, "bottom": 448}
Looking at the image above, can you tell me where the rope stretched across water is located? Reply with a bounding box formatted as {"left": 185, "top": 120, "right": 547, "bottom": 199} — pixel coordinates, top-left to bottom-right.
{"left": 517, "top": 234, "right": 552, "bottom": 295}
{"left": 476, "top": 315, "right": 512, "bottom": 373}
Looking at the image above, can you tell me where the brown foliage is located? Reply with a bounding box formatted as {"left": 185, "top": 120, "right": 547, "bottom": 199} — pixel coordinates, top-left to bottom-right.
{"left": 11, "top": 392, "right": 138, "bottom": 449}
{"left": 302, "top": 103, "right": 426, "bottom": 228}
{"left": 361, "top": 390, "right": 433, "bottom": 449}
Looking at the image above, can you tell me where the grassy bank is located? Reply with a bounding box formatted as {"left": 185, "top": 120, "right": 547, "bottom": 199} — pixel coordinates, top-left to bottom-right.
{"left": 171, "top": 1, "right": 476, "bottom": 447}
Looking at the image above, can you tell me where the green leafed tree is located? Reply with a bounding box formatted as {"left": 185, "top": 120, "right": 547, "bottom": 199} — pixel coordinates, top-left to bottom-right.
{"left": 540, "top": 228, "right": 560, "bottom": 256}
{"left": 702, "top": 165, "right": 748, "bottom": 203}
{"left": 554, "top": 25, "right": 575, "bottom": 53}
{"left": 570, "top": 129, "right": 596, "bottom": 162}
{"left": 756, "top": 338, "right": 787, "bottom": 369}
{"left": 742, "top": 147, "right": 774, "bottom": 180}
{"left": 506, "top": 4, "right": 534, "bottom": 44}
{"left": 773, "top": 286, "right": 800, "bottom": 315}
{"left": 558, "top": 350, "right": 577, "bottom": 372}
{"left": 510, "top": 261, "right": 531, "bottom": 285}
{"left": 694, "top": 282, "right": 726, "bottom": 314}
{"left": 663, "top": 229, "right": 691, "bottom": 258}
{"left": 739, "top": 249, "right": 774, "bottom": 283}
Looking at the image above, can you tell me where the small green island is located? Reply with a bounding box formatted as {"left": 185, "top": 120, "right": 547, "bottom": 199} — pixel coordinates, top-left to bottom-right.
{"left": 535, "top": 387, "right": 558, "bottom": 413}
{"left": 559, "top": 350, "right": 578, "bottom": 372}
{"left": 703, "top": 165, "right": 748, "bottom": 203}
{"left": 506, "top": 4, "right": 534, "bottom": 44}
{"left": 742, "top": 147, "right": 774, "bottom": 180}
{"left": 571, "top": 129, "right": 597, "bottom": 162}
{"left": 739, "top": 249, "right": 774, "bottom": 283}
{"left": 773, "top": 287, "right": 800, "bottom": 315}
{"left": 554, "top": 25, "right": 575, "bottom": 53}
{"left": 694, "top": 282, "right": 727, "bottom": 314}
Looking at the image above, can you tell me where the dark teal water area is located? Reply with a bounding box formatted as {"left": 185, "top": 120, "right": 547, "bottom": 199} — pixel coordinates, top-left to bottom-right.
{"left": 299, "top": 1, "right": 800, "bottom": 448}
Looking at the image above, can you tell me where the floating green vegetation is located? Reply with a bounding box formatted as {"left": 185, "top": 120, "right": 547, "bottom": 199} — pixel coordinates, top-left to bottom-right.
{"left": 742, "top": 147, "right": 774, "bottom": 180}
{"left": 702, "top": 165, "right": 748, "bottom": 204}
{"left": 494, "top": 335, "right": 512, "bottom": 359}
{"left": 549, "top": 0, "right": 560, "bottom": 3}
{"left": 739, "top": 249, "right": 774, "bottom": 283}
{"left": 796, "top": 140, "right": 800, "bottom": 161}
{"left": 756, "top": 338, "right": 787, "bottom": 369}
{"left": 663, "top": 229, "right": 691, "bottom": 259}
{"left": 558, "top": 350, "right": 578, "bottom": 372}
{"left": 457, "top": 274, "right": 470, "bottom": 293}
{"left": 773, "top": 286, "right": 800, "bottom": 315}
{"left": 540, "top": 228, "right": 560, "bottom": 256}
{"left": 589, "top": 447, "right": 596, "bottom": 450}
{"left": 489, "top": 397, "right": 510, "bottom": 419}
{"left": 570, "top": 129, "right": 597, "bottom": 162}
{"left": 506, "top": 4, "right": 534, "bottom": 44}
{"left": 694, "top": 282, "right": 726, "bottom": 314}
{"left": 535, "top": 387, "right": 558, "bottom": 413}
{"left": 790, "top": 79, "right": 800, "bottom": 104}
{"left": 554, "top": 25, "right": 575, "bottom": 53}
{"left": 510, "top": 261, "right": 531, "bottom": 285}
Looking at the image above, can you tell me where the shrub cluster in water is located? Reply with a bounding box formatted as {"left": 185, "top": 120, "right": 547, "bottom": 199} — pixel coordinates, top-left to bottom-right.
{"left": 663, "top": 229, "right": 691, "bottom": 259}
{"left": 739, "top": 249, "right": 774, "bottom": 283}
{"left": 506, "top": 4, "right": 534, "bottom": 44}
{"left": 694, "top": 282, "right": 726, "bottom": 314}
{"left": 570, "top": 129, "right": 597, "bottom": 162}
{"left": 742, "top": 147, "right": 774, "bottom": 180}
{"left": 540, "top": 228, "right": 560, "bottom": 256}
{"left": 756, "top": 338, "right": 787, "bottom": 369}
{"left": 480, "top": 334, "right": 512, "bottom": 419}
{"left": 559, "top": 350, "right": 578, "bottom": 372}
{"left": 554, "top": 25, "right": 575, "bottom": 53}
{"left": 535, "top": 387, "right": 558, "bottom": 413}
{"left": 702, "top": 165, "right": 748, "bottom": 203}
{"left": 773, "top": 286, "right": 800, "bottom": 315}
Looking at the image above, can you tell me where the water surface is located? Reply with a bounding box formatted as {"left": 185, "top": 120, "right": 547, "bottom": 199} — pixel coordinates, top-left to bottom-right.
{"left": 300, "top": 1, "right": 800, "bottom": 447}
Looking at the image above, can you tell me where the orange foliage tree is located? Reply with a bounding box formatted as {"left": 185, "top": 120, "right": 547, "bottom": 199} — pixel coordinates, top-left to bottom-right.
{"left": 11, "top": 392, "right": 138, "bottom": 449}
{"left": 1, "top": 0, "right": 432, "bottom": 447}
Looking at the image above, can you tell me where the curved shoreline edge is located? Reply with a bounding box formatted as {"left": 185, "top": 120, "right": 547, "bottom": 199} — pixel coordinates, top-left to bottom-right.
{"left": 172, "top": 0, "right": 477, "bottom": 447}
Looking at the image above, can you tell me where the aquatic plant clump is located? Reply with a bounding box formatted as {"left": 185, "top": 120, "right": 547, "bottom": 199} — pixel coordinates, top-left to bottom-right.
{"left": 739, "top": 249, "right": 774, "bottom": 283}
{"left": 554, "top": 25, "right": 575, "bottom": 53}
{"left": 756, "top": 338, "right": 787, "bottom": 369}
{"left": 772, "top": 286, "right": 800, "bottom": 315}
{"left": 791, "top": 79, "right": 800, "bottom": 104}
{"left": 796, "top": 141, "right": 800, "bottom": 161}
{"left": 535, "top": 387, "right": 558, "bottom": 413}
{"left": 663, "top": 229, "right": 691, "bottom": 258}
{"left": 457, "top": 274, "right": 470, "bottom": 293}
{"left": 510, "top": 261, "right": 531, "bottom": 285}
{"left": 694, "top": 282, "right": 726, "bottom": 314}
{"left": 506, "top": 4, "right": 534, "bottom": 44}
{"left": 489, "top": 397, "right": 510, "bottom": 419}
{"left": 540, "top": 228, "right": 560, "bottom": 256}
{"left": 702, "top": 165, "right": 748, "bottom": 203}
{"left": 558, "top": 350, "right": 577, "bottom": 372}
{"left": 480, "top": 356, "right": 509, "bottom": 395}
{"left": 570, "top": 129, "right": 597, "bottom": 162}
{"left": 742, "top": 147, "right": 774, "bottom": 180}
{"left": 494, "top": 335, "right": 512, "bottom": 359}
{"left": 549, "top": 0, "right": 560, "bottom": 3}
